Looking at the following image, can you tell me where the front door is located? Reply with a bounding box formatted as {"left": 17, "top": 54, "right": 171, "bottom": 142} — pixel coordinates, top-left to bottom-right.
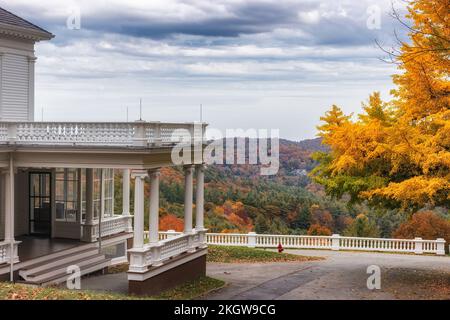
{"left": 29, "top": 172, "right": 52, "bottom": 237}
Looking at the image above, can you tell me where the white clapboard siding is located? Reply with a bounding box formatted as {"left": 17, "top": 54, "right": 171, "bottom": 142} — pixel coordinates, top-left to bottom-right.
{"left": 1, "top": 53, "right": 29, "bottom": 121}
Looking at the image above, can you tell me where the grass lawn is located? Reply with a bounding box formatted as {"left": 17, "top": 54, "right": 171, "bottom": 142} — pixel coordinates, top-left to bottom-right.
{"left": 0, "top": 245, "right": 319, "bottom": 300}
{"left": 206, "top": 245, "right": 323, "bottom": 263}
{"left": 0, "top": 276, "right": 224, "bottom": 300}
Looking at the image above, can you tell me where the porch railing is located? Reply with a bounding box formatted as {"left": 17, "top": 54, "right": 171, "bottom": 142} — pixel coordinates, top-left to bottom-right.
{"left": 155, "top": 231, "right": 447, "bottom": 256}
{"left": 129, "top": 229, "right": 206, "bottom": 272}
{"left": 82, "top": 215, "right": 132, "bottom": 242}
{"left": 0, "top": 241, "right": 20, "bottom": 264}
{"left": 0, "top": 121, "right": 206, "bottom": 147}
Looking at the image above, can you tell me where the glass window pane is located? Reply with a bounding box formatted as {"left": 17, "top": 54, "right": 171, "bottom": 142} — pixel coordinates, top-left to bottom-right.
{"left": 54, "top": 168, "right": 79, "bottom": 221}
{"left": 56, "top": 201, "right": 65, "bottom": 219}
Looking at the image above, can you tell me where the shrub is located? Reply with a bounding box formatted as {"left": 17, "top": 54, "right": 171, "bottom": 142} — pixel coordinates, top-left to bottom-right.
{"left": 307, "top": 224, "right": 332, "bottom": 236}
{"left": 159, "top": 214, "right": 184, "bottom": 232}
{"left": 343, "top": 214, "right": 380, "bottom": 237}
{"left": 393, "top": 211, "right": 450, "bottom": 253}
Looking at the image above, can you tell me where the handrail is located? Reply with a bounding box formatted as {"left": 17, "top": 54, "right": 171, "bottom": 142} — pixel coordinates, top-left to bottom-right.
{"left": 0, "top": 121, "right": 207, "bottom": 147}
{"left": 153, "top": 231, "right": 447, "bottom": 256}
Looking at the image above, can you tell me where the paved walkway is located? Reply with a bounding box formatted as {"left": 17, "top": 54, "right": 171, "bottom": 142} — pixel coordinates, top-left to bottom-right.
{"left": 205, "top": 250, "right": 450, "bottom": 300}
{"left": 79, "top": 249, "right": 450, "bottom": 300}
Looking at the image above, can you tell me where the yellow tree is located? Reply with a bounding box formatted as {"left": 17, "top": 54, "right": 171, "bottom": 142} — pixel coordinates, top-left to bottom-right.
{"left": 311, "top": 0, "right": 449, "bottom": 212}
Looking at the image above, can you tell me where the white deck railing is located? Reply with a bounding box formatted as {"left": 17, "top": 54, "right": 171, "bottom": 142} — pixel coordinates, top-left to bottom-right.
{"left": 155, "top": 231, "right": 447, "bottom": 256}
{"left": 95, "top": 215, "right": 133, "bottom": 238}
{"left": 129, "top": 229, "right": 206, "bottom": 272}
{"left": 82, "top": 215, "right": 132, "bottom": 242}
{"left": 0, "top": 241, "right": 20, "bottom": 264}
{"left": 0, "top": 121, "right": 206, "bottom": 147}
{"left": 0, "top": 242, "right": 8, "bottom": 264}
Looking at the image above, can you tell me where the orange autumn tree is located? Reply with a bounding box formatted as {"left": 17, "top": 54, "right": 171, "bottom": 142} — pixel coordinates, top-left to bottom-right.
{"left": 311, "top": 0, "right": 450, "bottom": 212}
{"left": 159, "top": 214, "right": 184, "bottom": 232}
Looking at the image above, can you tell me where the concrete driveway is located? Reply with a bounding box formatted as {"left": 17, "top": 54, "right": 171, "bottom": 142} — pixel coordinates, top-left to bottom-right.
{"left": 205, "top": 249, "right": 450, "bottom": 300}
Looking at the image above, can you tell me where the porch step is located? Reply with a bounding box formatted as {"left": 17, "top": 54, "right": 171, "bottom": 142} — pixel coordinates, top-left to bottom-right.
{"left": 18, "top": 258, "right": 111, "bottom": 287}
{"left": 18, "top": 247, "right": 111, "bottom": 286}
{"left": 16, "top": 242, "right": 98, "bottom": 270}
{"left": 39, "top": 258, "right": 111, "bottom": 287}
{"left": 19, "top": 248, "right": 100, "bottom": 277}
{"left": 24, "top": 254, "right": 107, "bottom": 283}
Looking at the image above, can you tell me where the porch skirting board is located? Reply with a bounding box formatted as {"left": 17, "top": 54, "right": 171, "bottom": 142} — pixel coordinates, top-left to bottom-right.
{"left": 128, "top": 248, "right": 207, "bottom": 296}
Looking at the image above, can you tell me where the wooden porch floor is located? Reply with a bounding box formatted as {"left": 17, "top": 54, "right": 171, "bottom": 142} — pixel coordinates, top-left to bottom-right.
{"left": 16, "top": 236, "right": 83, "bottom": 262}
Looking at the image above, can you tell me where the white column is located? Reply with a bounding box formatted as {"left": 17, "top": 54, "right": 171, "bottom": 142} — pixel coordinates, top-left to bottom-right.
{"left": 3, "top": 170, "right": 12, "bottom": 241}
{"left": 0, "top": 52, "right": 3, "bottom": 119}
{"left": 77, "top": 169, "right": 82, "bottom": 224}
{"left": 100, "top": 169, "right": 105, "bottom": 219}
{"left": 414, "top": 237, "right": 423, "bottom": 254}
{"left": 195, "top": 164, "right": 205, "bottom": 230}
{"left": 28, "top": 57, "right": 36, "bottom": 121}
{"left": 183, "top": 165, "right": 194, "bottom": 234}
{"left": 131, "top": 170, "right": 147, "bottom": 249}
{"left": 122, "top": 169, "right": 130, "bottom": 216}
{"left": 436, "top": 238, "right": 446, "bottom": 256}
{"left": 331, "top": 234, "right": 340, "bottom": 251}
{"left": 85, "top": 169, "right": 94, "bottom": 225}
{"left": 82, "top": 168, "right": 95, "bottom": 242}
{"left": 148, "top": 169, "right": 160, "bottom": 244}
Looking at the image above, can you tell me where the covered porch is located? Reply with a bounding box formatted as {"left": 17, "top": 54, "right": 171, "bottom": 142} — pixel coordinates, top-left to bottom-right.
{"left": 0, "top": 120, "right": 207, "bottom": 291}
{"left": 16, "top": 236, "right": 82, "bottom": 262}
{"left": 0, "top": 166, "right": 133, "bottom": 268}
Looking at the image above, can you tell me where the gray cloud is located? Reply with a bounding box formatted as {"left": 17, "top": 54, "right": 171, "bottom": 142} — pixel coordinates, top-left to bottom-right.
{"left": 0, "top": 0, "right": 409, "bottom": 140}
{"left": 0, "top": 0, "right": 405, "bottom": 46}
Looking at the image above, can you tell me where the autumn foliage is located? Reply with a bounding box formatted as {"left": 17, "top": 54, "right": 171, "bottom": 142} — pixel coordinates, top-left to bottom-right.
{"left": 393, "top": 211, "right": 450, "bottom": 252}
{"left": 311, "top": 0, "right": 450, "bottom": 212}
{"left": 307, "top": 224, "right": 332, "bottom": 236}
{"left": 159, "top": 214, "right": 184, "bottom": 232}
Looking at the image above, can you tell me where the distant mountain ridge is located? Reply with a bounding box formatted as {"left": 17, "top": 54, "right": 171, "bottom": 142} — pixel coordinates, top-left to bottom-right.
{"left": 203, "top": 137, "right": 325, "bottom": 179}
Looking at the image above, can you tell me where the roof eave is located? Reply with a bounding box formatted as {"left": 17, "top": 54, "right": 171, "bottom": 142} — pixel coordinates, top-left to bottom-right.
{"left": 0, "top": 22, "right": 54, "bottom": 41}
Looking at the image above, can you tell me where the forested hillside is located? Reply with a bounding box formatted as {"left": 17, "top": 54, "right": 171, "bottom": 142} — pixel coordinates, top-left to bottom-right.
{"left": 114, "top": 137, "right": 446, "bottom": 238}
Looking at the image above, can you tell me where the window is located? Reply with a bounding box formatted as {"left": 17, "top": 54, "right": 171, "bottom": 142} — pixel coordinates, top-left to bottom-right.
{"left": 103, "top": 168, "right": 115, "bottom": 218}
{"left": 55, "top": 168, "right": 79, "bottom": 222}
{"left": 81, "top": 168, "right": 114, "bottom": 222}
{"left": 93, "top": 168, "right": 102, "bottom": 219}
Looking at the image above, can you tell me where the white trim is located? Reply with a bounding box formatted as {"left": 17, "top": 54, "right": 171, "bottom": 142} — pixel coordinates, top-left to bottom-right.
{"left": 0, "top": 52, "right": 3, "bottom": 120}
{"left": 0, "top": 22, "right": 53, "bottom": 41}
{"left": 127, "top": 249, "right": 207, "bottom": 282}
{"left": 27, "top": 56, "right": 35, "bottom": 121}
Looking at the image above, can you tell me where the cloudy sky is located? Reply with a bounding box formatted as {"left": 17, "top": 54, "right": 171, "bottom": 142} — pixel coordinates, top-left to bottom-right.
{"left": 1, "top": 0, "right": 408, "bottom": 140}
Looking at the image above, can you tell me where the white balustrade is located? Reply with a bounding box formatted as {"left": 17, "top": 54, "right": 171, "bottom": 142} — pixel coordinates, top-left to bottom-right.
{"left": 206, "top": 233, "right": 249, "bottom": 246}
{"left": 0, "top": 241, "right": 20, "bottom": 264}
{"left": 151, "top": 230, "right": 182, "bottom": 241}
{"left": 0, "top": 242, "right": 7, "bottom": 264}
{"left": 83, "top": 215, "right": 132, "bottom": 241}
{"left": 156, "top": 231, "right": 446, "bottom": 256}
{"left": 0, "top": 121, "right": 206, "bottom": 147}
{"left": 129, "top": 229, "right": 206, "bottom": 272}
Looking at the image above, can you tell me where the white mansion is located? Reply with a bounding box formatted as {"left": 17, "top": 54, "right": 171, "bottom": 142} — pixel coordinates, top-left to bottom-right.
{"left": 0, "top": 7, "right": 207, "bottom": 295}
